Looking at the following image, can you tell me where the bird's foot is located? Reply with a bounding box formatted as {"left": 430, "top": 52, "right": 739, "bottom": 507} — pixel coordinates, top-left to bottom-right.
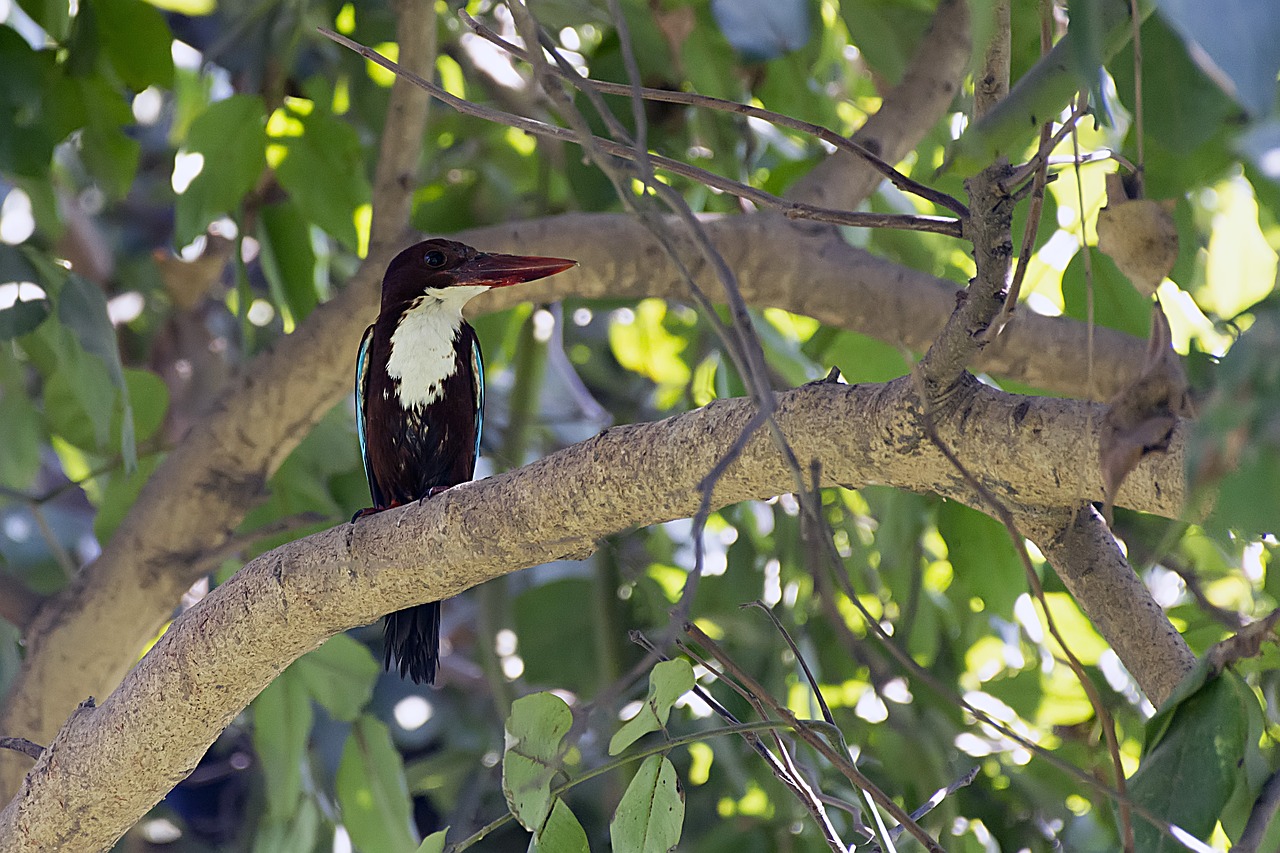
{"left": 351, "top": 507, "right": 380, "bottom": 523}
{"left": 351, "top": 500, "right": 404, "bottom": 524}
{"left": 417, "top": 485, "right": 453, "bottom": 506}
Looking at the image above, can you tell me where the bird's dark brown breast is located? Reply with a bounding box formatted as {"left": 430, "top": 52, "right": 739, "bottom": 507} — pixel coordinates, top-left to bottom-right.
{"left": 363, "top": 321, "right": 480, "bottom": 505}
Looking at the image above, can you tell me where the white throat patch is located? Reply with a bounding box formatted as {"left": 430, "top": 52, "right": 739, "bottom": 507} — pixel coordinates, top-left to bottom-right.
{"left": 386, "top": 285, "right": 489, "bottom": 408}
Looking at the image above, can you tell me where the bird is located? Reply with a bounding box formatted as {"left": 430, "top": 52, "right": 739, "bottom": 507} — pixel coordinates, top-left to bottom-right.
{"left": 355, "top": 238, "right": 576, "bottom": 684}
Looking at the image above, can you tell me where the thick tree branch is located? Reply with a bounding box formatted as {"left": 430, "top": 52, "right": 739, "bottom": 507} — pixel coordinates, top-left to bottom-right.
{"left": 0, "top": 378, "right": 1188, "bottom": 851}
{"left": 1018, "top": 505, "right": 1196, "bottom": 704}
{"left": 916, "top": 165, "right": 1015, "bottom": 398}
{"left": 0, "top": 209, "right": 1153, "bottom": 798}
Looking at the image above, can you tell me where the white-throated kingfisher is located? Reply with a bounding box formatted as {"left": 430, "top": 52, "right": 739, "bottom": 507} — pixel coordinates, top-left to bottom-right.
{"left": 356, "top": 239, "right": 576, "bottom": 683}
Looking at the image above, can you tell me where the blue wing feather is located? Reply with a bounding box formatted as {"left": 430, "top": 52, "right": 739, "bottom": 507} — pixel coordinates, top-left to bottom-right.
{"left": 472, "top": 340, "right": 484, "bottom": 463}
{"left": 355, "top": 324, "right": 378, "bottom": 498}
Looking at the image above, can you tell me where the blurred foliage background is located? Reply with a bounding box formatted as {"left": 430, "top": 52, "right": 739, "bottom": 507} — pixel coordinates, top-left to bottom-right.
{"left": 2, "top": 0, "right": 1280, "bottom": 850}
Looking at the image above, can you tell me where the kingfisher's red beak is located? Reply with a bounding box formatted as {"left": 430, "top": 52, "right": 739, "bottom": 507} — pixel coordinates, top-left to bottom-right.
{"left": 453, "top": 252, "right": 577, "bottom": 288}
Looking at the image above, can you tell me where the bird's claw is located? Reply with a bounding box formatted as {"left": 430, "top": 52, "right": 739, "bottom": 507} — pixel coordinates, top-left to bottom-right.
{"left": 351, "top": 507, "right": 379, "bottom": 523}
{"left": 418, "top": 485, "right": 452, "bottom": 506}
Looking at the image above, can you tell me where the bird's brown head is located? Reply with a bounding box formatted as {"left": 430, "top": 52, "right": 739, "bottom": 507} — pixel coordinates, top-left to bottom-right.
{"left": 381, "top": 238, "right": 577, "bottom": 310}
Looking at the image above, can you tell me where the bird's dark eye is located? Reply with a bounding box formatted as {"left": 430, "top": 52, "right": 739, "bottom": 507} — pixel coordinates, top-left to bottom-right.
{"left": 424, "top": 250, "right": 446, "bottom": 268}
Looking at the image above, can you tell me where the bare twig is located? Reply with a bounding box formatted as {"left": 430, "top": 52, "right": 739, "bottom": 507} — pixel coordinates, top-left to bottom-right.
{"left": 1128, "top": 0, "right": 1146, "bottom": 194}
{"left": 743, "top": 600, "right": 836, "bottom": 726}
{"left": 630, "top": 632, "right": 851, "bottom": 852}
{"left": 1003, "top": 96, "right": 1092, "bottom": 189}
{"left": 460, "top": 11, "right": 969, "bottom": 219}
{"left": 986, "top": 0, "right": 1055, "bottom": 340}
{"left": 0, "top": 738, "right": 43, "bottom": 761}
{"left": 318, "top": 29, "right": 964, "bottom": 239}
{"left": 684, "top": 623, "right": 948, "bottom": 853}
{"left": 1236, "top": 768, "right": 1280, "bottom": 853}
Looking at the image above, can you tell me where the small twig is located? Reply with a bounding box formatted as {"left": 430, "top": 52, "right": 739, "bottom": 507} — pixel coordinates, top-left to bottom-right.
{"left": 1002, "top": 96, "right": 1092, "bottom": 189}
{"left": 984, "top": 0, "right": 1056, "bottom": 341}
{"left": 0, "top": 737, "right": 45, "bottom": 761}
{"left": 1236, "top": 768, "right": 1280, "bottom": 853}
{"left": 742, "top": 600, "right": 836, "bottom": 726}
{"left": 460, "top": 11, "right": 970, "bottom": 220}
{"left": 684, "top": 623, "right": 948, "bottom": 853}
{"left": 1164, "top": 558, "right": 1247, "bottom": 629}
{"left": 631, "top": 632, "right": 850, "bottom": 852}
{"left": 317, "top": 29, "right": 963, "bottom": 239}
{"left": 1128, "top": 0, "right": 1145, "bottom": 195}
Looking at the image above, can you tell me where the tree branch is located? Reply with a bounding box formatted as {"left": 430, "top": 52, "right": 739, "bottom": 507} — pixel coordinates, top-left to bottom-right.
{"left": 1018, "top": 505, "right": 1196, "bottom": 705}
{"left": 0, "top": 377, "right": 1188, "bottom": 851}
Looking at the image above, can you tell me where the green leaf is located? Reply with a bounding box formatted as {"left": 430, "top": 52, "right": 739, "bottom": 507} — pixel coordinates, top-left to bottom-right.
{"left": 80, "top": 123, "right": 141, "bottom": 201}
{"left": 414, "top": 829, "right": 448, "bottom": 853}
{"left": 336, "top": 715, "right": 419, "bottom": 853}
{"left": 41, "top": 341, "right": 116, "bottom": 453}
{"left": 0, "top": 28, "right": 56, "bottom": 177}
{"left": 93, "top": 455, "right": 161, "bottom": 541}
{"left": 17, "top": 0, "right": 71, "bottom": 39}
{"left": 1155, "top": 0, "right": 1280, "bottom": 116}
{"left": 252, "top": 669, "right": 313, "bottom": 819}
{"left": 119, "top": 369, "right": 169, "bottom": 445}
{"left": 1110, "top": 17, "right": 1240, "bottom": 158}
{"left": 502, "top": 692, "right": 574, "bottom": 833}
{"left": 936, "top": 501, "right": 1025, "bottom": 615}
{"left": 258, "top": 201, "right": 320, "bottom": 324}
{"left": 1067, "top": 0, "right": 1108, "bottom": 123}
{"left": 90, "top": 0, "right": 175, "bottom": 90}
{"left": 57, "top": 274, "right": 137, "bottom": 468}
{"left": 609, "top": 659, "right": 694, "bottom": 755}
{"left": 273, "top": 109, "right": 370, "bottom": 252}
{"left": 811, "top": 330, "right": 911, "bottom": 384}
{"left": 1129, "top": 670, "right": 1258, "bottom": 850}
{"left": 0, "top": 299, "right": 50, "bottom": 341}
{"left": 252, "top": 797, "right": 321, "bottom": 853}
{"left": 1209, "top": 449, "right": 1280, "bottom": 534}
{"left": 291, "top": 633, "right": 379, "bottom": 722}
{"left": 533, "top": 800, "right": 589, "bottom": 853}
{"left": 0, "top": 354, "right": 43, "bottom": 490}
{"left": 609, "top": 755, "right": 685, "bottom": 853}
{"left": 1060, "top": 248, "right": 1152, "bottom": 340}
{"left": 838, "top": 0, "right": 932, "bottom": 84}
{"left": 175, "top": 95, "right": 267, "bottom": 247}
{"left": 513, "top": 579, "right": 597, "bottom": 694}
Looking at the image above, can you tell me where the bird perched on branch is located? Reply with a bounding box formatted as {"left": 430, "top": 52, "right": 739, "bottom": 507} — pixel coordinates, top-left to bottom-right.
{"left": 356, "top": 239, "right": 576, "bottom": 683}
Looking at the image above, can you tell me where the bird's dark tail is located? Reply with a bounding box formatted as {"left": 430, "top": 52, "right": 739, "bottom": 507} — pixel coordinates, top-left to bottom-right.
{"left": 383, "top": 602, "right": 440, "bottom": 685}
